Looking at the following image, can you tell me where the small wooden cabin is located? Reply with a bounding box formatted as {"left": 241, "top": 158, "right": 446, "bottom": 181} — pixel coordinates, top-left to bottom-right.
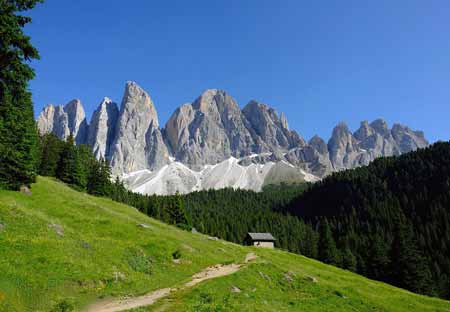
{"left": 246, "top": 232, "right": 276, "bottom": 249}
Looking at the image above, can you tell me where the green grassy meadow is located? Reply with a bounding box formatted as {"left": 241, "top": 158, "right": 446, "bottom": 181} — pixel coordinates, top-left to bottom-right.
{"left": 0, "top": 177, "right": 448, "bottom": 311}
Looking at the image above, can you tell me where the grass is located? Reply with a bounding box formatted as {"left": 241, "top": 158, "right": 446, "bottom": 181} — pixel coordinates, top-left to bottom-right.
{"left": 0, "top": 177, "right": 449, "bottom": 311}
{"left": 147, "top": 250, "right": 450, "bottom": 311}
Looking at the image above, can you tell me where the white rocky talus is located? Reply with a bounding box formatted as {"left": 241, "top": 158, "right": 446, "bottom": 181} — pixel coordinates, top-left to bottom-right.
{"left": 122, "top": 156, "right": 318, "bottom": 196}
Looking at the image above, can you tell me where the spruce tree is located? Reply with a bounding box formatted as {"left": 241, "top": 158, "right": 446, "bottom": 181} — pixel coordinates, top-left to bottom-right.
{"left": 0, "top": 0, "right": 43, "bottom": 190}
{"left": 38, "top": 133, "right": 63, "bottom": 177}
{"left": 389, "top": 216, "right": 433, "bottom": 295}
{"left": 367, "top": 232, "right": 390, "bottom": 281}
{"left": 318, "top": 219, "right": 340, "bottom": 265}
{"left": 56, "top": 135, "right": 77, "bottom": 185}
{"left": 167, "top": 192, "right": 189, "bottom": 228}
{"left": 87, "top": 158, "right": 111, "bottom": 196}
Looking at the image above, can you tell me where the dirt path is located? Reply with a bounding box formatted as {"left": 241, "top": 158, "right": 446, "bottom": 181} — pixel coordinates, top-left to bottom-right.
{"left": 84, "top": 253, "right": 257, "bottom": 312}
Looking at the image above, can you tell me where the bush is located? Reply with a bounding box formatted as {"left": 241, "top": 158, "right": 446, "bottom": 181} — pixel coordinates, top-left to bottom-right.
{"left": 124, "top": 247, "right": 153, "bottom": 274}
{"left": 172, "top": 249, "right": 182, "bottom": 260}
{"left": 51, "top": 299, "right": 74, "bottom": 312}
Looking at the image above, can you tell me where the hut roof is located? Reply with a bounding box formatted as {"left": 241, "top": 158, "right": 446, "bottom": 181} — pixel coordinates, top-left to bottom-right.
{"left": 248, "top": 232, "right": 276, "bottom": 241}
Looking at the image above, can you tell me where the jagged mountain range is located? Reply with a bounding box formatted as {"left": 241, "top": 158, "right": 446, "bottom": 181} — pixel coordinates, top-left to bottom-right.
{"left": 37, "top": 81, "right": 428, "bottom": 195}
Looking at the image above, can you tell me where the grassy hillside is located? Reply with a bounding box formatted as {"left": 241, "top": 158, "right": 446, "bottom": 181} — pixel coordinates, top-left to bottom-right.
{"left": 0, "top": 177, "right": 448, "bottom": 311}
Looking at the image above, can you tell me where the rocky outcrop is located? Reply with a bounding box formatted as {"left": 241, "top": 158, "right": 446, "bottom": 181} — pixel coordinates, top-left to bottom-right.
{"left": 242, "top": 100, "right": 305, "bottom": 152}
{"left": 327, "top": 119, "right": 428, "bottom": 170}
{"left": 391, "top": 123, "right": 428, "bottom": 153}
{"left": 285, "top": 135, "right": 333, "bottom": 177}
{"left": 37, "top": 82, "right": 429, "bottom": 194}
{"left": 64, "top": 100, "right": 89, "bottom": 145}
{"left": 37, "top": 99, "right": 88, "bottom": 144}
{"left": 87, "top": 97, "right": 119, "bottom": 160}
{"left": 109, "top": 81, "right": 169, "bottom": 174}
{"left": 165, "top": 89, "right": 257, "bottom": 168}
{"left": 328, "top": 122, "right": 362, "bottom": 170}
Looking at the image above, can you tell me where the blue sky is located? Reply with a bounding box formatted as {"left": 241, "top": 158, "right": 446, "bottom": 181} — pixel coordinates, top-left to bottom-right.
{"left": 26, "top": 0, "right": 450, "bottom": 142}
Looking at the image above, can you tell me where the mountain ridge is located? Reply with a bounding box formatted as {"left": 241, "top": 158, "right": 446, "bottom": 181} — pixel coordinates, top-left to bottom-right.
{"left": 37, "top": 81, "right": 428, "bottom": 194}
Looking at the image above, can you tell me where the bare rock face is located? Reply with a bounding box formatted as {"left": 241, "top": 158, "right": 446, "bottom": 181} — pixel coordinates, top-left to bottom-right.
{"left": 392, "top": 123, "right": 428, "bottom": 153}
{"left": 285, "top": 135, "right": 333, "bottom": 177}
{"left": 65, "top": 99, "right": 89, "bottom": 144}
{"left": 109, "top": 81, "right": 169, "bottom": 174}
{"left": 328, "top": 122, "right": 362, "bottom": 170}
{"left": 165, "top": 89, "right": 256, "bottom": 168}
{"left": 37, "top": 99, "right": 88, "bottom": 144}
{"left": 242, "top": 100, "right": 305, "bottom": 153}
{"left": 328, "top": 119, "right": 429, "bottom": 170}
{"left": 87, "top": 97, "right": 119, "bottom": 160}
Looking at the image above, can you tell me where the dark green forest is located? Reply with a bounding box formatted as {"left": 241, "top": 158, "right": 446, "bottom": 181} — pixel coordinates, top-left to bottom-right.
{"left": 37, "top": 133, "right": 450, "bottom": 299}
{"left": 285, "top": 141, "right": 450, "bottom": 298}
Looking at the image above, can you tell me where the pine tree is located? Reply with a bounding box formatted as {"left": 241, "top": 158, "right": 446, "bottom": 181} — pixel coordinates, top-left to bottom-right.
{"left": 367, "top": 232, "right": 390, "bottom": 281}
{"left": 389, "top": 216, "right": 433, "bottom": 295}
{"left": 0, "top": 0, "right": 43, "bottom": 190}
{"left": 87, "top": 158, "right": 111, "bottom": 196}
{"left": 341, "top": 247, "right": 357, "bottom": 271}
{"left": 56, "top": 135, "right": 77, "bottom": 185}
{"left": 166, "top": 192, "right": 189, "bottom": 228}
{"left": 38, "top": 133, "right": 63, "bottom": 177}
{"left": 318, "top": 219, "right": 340, "bottom": 265}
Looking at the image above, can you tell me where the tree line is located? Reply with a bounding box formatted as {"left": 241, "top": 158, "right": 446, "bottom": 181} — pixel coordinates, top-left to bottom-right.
{"left": 284, "top": 141, "right": 450, "bottom": 298}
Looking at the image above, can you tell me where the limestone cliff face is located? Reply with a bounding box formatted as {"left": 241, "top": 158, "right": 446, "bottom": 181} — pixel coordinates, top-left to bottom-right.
{"left": 109, "top": 81, "right": 169, "bottom": 174}
{"left": 87, "top": 97, "right": 119, "bottom": 160}
{"left": 327, "top": 119, "right": 429, "bottom": 171}
{"left": 37, "top": 82, "right": 429, "bottom": 190}
{"left": 37, "top": 99, "right": 88, "bottom": 144}
{"left": 165, "top": 89, "right": 257, "bottom": 168}
{"left": 242, "top": 100, "right": 306, "bottom": 153}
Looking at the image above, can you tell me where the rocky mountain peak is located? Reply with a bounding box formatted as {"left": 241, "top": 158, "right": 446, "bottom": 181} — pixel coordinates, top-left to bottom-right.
{"left": 309, "top": 135, "right": 328, "bottom": 155}
{"left": 37, "top": 99, "right": 88, "bottom": 144}
{"left": 392, "top": 123, "right": 428, "bottom": 153}
{"left": 370, "top": 118, "right": 390, "bottom": 136}
{"left": 109, "top": 81, "right": 168, "bottom": 174}
{"left": 64, "top": 99, "right": 88, "bottom": 144}
{"left": 122, "top": 81, "right": 159, "bottom": 127}
{"left": 354, "top": 120, "right": 374, "bottom": 141}
{"left": 280, "top": 112, "right": 289, "bottom": 130}
{"left": 87, "top": 97, "right": 119, "bottom": 160}
{"left": 243, "top": 100, "right": 305, "bottom": 152}
{"left": 36, "top": 82, "right": 430, "bottom": 194}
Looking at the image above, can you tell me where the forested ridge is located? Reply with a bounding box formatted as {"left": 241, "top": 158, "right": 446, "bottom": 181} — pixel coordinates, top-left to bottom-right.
{"left": 37, "top": 133, "right": 450, "bottom": 299}
{"left": 285, "top": 141, "right": 450, "bottom": 298}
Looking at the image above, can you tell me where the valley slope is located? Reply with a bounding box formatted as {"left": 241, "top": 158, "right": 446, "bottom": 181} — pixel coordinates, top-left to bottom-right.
{"left": 0, "top": 177, "right": 448, "bottom": 311}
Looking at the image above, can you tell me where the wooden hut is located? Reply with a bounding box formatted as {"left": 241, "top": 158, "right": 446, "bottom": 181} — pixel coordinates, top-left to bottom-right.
{"left": 246, "top": 232, "right": 276, "bottom": 248}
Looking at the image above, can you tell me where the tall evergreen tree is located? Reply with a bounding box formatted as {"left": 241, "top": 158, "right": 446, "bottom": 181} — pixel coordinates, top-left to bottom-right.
{"left": 318, "top": 219, "right": 340, "bottom": 265}
{"left": 87, "top": 158, "right": 111, "bottom": 196}
{"left": 367, "top": 232, "right": 390, "bottom": 281}
{"left": 56, "top": 135, "right": 78, "bottom": 185}
{"left": 389, "top": 216, "right": 433, "bottom": 295}
{"left": 0, "top": 0, "right": 43, "bottom": 189}
{"left": 38, "top": 133, "right": 63, "bottom": 177}
{"left": 166, "top": 192, "right": 189, "bottom": 227}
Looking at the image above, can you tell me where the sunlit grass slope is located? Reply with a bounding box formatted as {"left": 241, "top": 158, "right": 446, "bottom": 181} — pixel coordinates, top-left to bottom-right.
{"left": 0, "top": 177, "right": 448, "bottom": 311}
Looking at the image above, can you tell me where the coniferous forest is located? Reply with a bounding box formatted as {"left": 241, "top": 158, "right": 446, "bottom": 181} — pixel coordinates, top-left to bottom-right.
{"left": 36, "top": 133, "right": 450, "bottom": 299}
